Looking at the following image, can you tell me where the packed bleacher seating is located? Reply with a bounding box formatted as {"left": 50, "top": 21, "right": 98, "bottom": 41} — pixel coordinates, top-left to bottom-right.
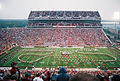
{"left": 28, "top": 11, "right": 102, "bottom": 28}
{"left": 0, "top": 66, "right": 120, "bottom": 81}
{"left": 28, "top": 11, "right": 101, "bottom": 20}
{"left": 27, "top": 22, "right": 102, "bottom": 28}
{"left": 0, "top": 28, "right": 111, "bottom": 54}
{"left": 0, "top": 30, "right": 13, "bottom": 55}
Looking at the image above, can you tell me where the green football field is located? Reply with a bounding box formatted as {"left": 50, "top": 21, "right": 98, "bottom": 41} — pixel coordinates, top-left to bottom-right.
{"left": 0, "top": 46, "right": 120, "bottom": 69}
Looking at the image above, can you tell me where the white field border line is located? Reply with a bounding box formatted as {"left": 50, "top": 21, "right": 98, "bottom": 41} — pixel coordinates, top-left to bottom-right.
{"left": 39, "top": 51, "right": 53, "bottom": 67}
{"left": 21, "top": 49, "right": 33, "bottom": 65}
{"left": 53, "top": 54, "right": 55, "bottom": 66}
{"left": 33, "top": 56, "right": 41, "bottom": 67}
{"left": 75, "top": 52, "right": 116, "bottom": 62}
{"left": 22, "top": 50, "right": 54, "bottom": 52}
{"left": 1, "top": 48, "right": 18, "bottom": 63}
{"left": 4, "top": 48, "right": 22, "bottom": 66}
{"left": 25, "top": 54, "right": 33, "bottom": 64}
{"left": 112, "top": 49, "right": 120, "bottom": 66}
{"left": 18, "top": 51, "right": 32, "bottom": 66}
{"left": 99, "top": 48, "right": 108, "bottom": 66}
{"left": 18, "top": 54, "right": 50, "bottom": 63}
{"left": 46, "top": 54, "right": 50, "bottom": 66}
{"left": 57, "top": 52, "right": 60, "bottom": 66}
{"left": 18, "top": 50, "right": 53, "bottom": 64}
{"left": 103, "top": 48, "right": 120, "bottom": 67}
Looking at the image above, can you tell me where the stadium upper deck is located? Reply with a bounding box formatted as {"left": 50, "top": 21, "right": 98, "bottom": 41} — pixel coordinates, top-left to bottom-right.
{"left": 28, "top": 11, "right": 102, "bottom": 28}
{"left": 28, "top": 11, "right": 101, "bottom": 20}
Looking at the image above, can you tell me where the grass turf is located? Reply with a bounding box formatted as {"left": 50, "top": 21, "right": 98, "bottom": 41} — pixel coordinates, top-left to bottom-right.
{"left": 0, "top": 47, "right": 120, "bottom": 69}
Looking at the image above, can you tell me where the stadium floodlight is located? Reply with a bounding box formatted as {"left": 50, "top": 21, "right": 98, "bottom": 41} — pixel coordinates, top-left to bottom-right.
{"left": 113, "top": 12, "right": 120, "bottom": 20}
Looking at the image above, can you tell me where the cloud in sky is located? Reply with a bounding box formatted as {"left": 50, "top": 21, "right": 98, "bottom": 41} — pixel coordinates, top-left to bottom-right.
{"left": 0, "top": 0, "right": 120, "bottom": 20}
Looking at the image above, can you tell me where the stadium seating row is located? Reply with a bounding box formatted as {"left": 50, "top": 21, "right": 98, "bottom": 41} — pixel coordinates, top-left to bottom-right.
{"left": 27, "top": 22, "right": 102, "bottom": 27}
{"left": 0, "top": 67, "right": 120, "bottom": 81}
{"left": 28, "top": 11, "right": 101, "bottom": 20}
{"left": 0, "top": 28, "right": 111, "bottom": 54}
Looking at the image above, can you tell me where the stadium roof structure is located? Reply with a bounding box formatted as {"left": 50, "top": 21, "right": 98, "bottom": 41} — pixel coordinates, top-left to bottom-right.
{"left": 28, "top": 11, "right": 101, "bottom": 21}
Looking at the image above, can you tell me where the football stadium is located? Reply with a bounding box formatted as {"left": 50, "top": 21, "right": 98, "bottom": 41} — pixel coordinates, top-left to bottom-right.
{"left": 0, "top": 1, "right": 120, "bottom": 81}
{"left": 0, "top": 11, "right": 120, "bottom": 69}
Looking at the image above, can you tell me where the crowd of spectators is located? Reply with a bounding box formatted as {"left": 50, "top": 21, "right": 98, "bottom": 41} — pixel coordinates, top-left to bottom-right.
{"left": 0, "top": 29, "right": 13, "bottom": 55}
{"left": 0, "top": 28, "right": 111, "bottom": 54}
{"left": 0, "top": 65, "right": 120, "bottom": 81}
{"left": 28, "top": 11, "right": 101, "bottom": 20}
{"left": 27, "top": 22, "right": 102, "bottom": 27}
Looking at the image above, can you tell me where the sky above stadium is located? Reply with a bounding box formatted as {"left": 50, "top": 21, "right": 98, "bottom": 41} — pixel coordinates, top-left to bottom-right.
{"left": 0, "top": 0, "right": 120, "bottom": 20}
